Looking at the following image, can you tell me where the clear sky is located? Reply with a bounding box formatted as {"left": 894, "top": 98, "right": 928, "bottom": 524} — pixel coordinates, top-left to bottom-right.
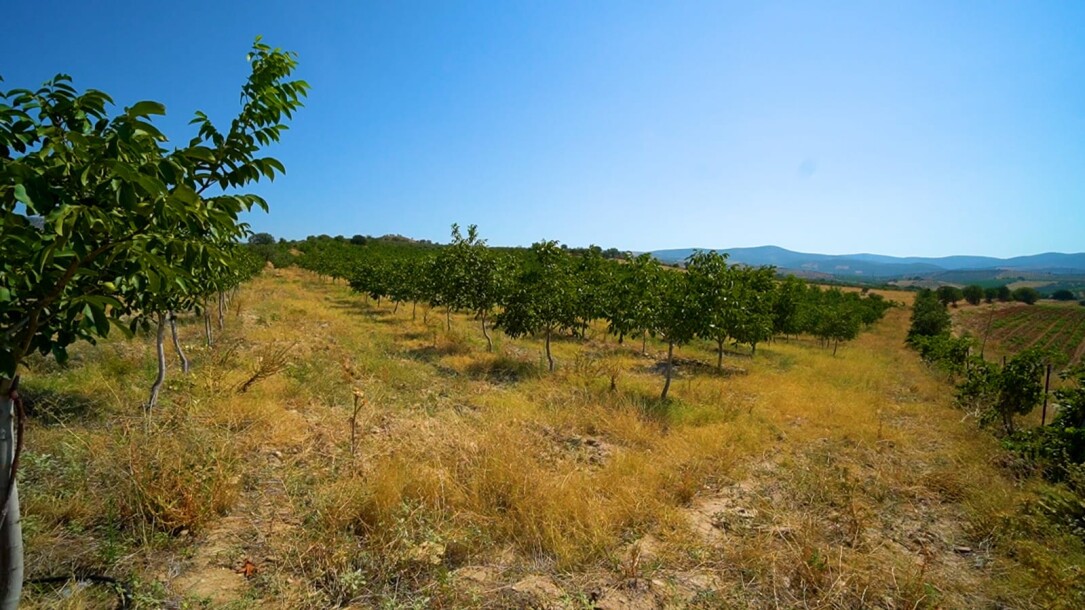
{"left": 3, "top": 1, "right": 1083, "bottom": 257}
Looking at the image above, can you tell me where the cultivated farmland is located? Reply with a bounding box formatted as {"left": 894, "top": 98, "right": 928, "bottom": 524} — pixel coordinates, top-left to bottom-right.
{"left": 955, "top": 302, "right": 1085, "bottom": 367}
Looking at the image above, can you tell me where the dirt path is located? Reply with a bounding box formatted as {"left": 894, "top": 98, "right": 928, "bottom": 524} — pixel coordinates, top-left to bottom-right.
{"left": 170, "top": 449, "right": 300, "bottom": 605}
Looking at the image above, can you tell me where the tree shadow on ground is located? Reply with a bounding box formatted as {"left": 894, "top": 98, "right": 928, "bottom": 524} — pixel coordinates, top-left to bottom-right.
{"left": 464, "top": 354, "right": 541, "bottom": 384}
{"left": 640, "top": 357, "right": 747, "bottom": 379}
{"left": 19, "top": 384, "right": 106, "bottom": 425}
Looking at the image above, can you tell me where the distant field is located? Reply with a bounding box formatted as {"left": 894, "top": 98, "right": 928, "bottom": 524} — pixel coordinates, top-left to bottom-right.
{"left": 956, "top": 301, "right": 1085, "bottom": 367}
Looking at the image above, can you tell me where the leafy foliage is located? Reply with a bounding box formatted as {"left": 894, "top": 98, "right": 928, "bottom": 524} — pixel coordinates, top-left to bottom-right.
{"left": 907, "top": 289, "right": 952, "bottom": 345}
{"left": 1013, "top": 286, "right": 1040, "bottom": 305}
{"left": 0, "top": 38, "right": 307, "bottom": 378}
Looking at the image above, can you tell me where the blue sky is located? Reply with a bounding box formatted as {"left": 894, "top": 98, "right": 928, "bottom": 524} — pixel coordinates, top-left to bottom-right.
{"left": 3, "top": 1, "right": 1083, "bottom": 257}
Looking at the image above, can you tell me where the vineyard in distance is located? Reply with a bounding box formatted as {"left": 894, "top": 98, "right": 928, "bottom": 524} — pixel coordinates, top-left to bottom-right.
{"left": 11, "top": 230, "right": 1085, "bottom": 609}
{"left": 955, "top": 302, "right": 1085, "bottom": 369}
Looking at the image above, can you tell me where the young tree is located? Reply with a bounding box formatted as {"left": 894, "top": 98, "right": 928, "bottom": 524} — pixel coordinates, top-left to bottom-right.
{"left": 936, "top": 285, "right": 964, "bottom": 308}
{"left": 728, "top": 265, "right": 777, "bottom": 356}
{"left": 650, "top": 269, "right": 700, "bottom": 400}
{"left": 605, "top": 254, "right": 662, "bottom": 354}
{"left": 1012, "top": 286, "right": 1040, "bottom": 305}
{"left": 962, "top": 284, "right": 985, "bottom": 306}
{"left": 496, "top": 241, "right": 577, "bottom": 371}
{"left": 907, "top": 289, "right": 952, "bottom": 344}
{"left": 812, "top": 288, "right": 862, "bottom": 356}
{"left": 569, "top": 246, "right": 613, "bottom": 338}
{"left": 0, "top": 39, "right": 307, "bottom": 604}
{"left": 685, "top": 250, "right": 736, "bottom": 370}
{"left": 957, "top": 348, "right": 1045, "bottom": 435}
{"left": 772, "top": 275, "right": 808, "bottom": 340}
{"left": 440, "top": 224, "right": 506, "bottom": 351}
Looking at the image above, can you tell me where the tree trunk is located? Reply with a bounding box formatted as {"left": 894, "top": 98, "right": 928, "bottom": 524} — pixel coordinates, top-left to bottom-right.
{"left": 481, "top": 311, "right": 493, "bottom": 352}
{"left": 661, "top": 341, "right": 675, "bottom": 400}
{"left": 716, "top": 338, "right": 724, "bottom": 371}
{"left": 545, "top": 327, "right": 554, "bottom": 372}
{"left": 217, "top": 292, "right": 225, "bottom": 331}
{"left": 832, "top": 340, "right": 839, "bottom": 357}
{"left": 751, "top": 342, "right": 757, "bottom": 357}
{"left": 412, "top": 301, "right": 417, "bottom": 321}
{"left": 146, "top": 312, "right": 167, "bottom": 411}
{"left": 169, "top": 312, "right": 190, "bottom": 374}
{"left": 642, "top": 331, "right": 647, "bottom": 356}
{"left": 393, "top": 301, "right": 399, "bottom": 315}
{"left": 0, "top": 379, "right": 23, "bottom": 609}
{"left": 446, "top": 308, "right": 452, "bottom": 332}
{"left": 618, "top": 331, "right": 624, "bottom": 345}
{"left": 204, "top": 300, "right": 214, "bottom": 347}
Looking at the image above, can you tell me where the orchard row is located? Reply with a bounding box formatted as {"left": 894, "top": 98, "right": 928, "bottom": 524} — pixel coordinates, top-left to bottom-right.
{"left": 291, "top": 226, "right": 894, "bottom": 399}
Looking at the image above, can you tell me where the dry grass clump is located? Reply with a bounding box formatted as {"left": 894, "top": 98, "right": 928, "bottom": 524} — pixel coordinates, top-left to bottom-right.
{"left": 107, "top": 419, "right": 242, "bottom": 535}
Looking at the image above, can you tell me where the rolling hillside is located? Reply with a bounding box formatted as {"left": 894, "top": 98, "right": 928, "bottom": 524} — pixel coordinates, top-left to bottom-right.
{"left": 649, "top": 245, "right": 1085, "bottom": 285}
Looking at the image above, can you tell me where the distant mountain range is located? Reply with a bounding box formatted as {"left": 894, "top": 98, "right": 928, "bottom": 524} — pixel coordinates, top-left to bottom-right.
{"left": 648, "top": 246, "right": 1085, "bottom": 282}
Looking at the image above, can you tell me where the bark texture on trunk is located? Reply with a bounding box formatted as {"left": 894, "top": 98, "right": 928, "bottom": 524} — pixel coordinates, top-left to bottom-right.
{"left": 660, "top": 341, "right": 675, "bottom": 400}
{"left": 0, "top": 380, "right": 23, "bottom": 610}
{"left": 481, "top": 311, "right": 493, "bottom": 352}
{"left": 203, "top": 303, "right": 213, "bottom": 347}
{"left": 169, "top": 312, "right": 190, "bottom": 374}
{"left": 146, "top": 312, "right": 167, "bottom": 411}
{"left": 545, "top": 328, "right": 554, "bottom": 372}
{"left": 217, "top": 292, "right": 225, "bottom": 331}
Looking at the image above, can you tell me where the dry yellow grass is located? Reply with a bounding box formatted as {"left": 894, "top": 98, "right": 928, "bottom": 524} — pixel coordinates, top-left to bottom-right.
{"left": 16, "top": 268, "right": 1085, "bottom": 609}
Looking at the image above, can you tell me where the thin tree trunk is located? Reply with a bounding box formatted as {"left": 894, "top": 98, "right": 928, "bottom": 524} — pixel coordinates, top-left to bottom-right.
{"left": 0, "top": 378, "right": 24, "bottom": 609}
{"left": 169, "top": 312, "right": 190, "bottom": 374}
{"left": 717, "top": 338, "right": 724, "bottom": 371}
{"left": 146, "top": 312, "right": 167, "bottom": 411}
{"left": 446, "top": 308, "right": 452, "bottom": 332}
{"left": 833, "top": 340, "right": 839, "bottom": 357}
{"left": 661, "top": 341, "right": 675, "bottom": 400}
{"left": 204, "top": 305, "right": 213, "bottom": 348}
{"left": 481, "top": 310, "right": 493, "bottom": 352}
{"left": 393, "top": 301, "right": 399, "bottom": 315}
{"left": 751, "top": 342, "right": 757, "bottom": 357}
{"left": 618, "top": 331, "right": 624, "bottom": 345}
{"left": 642, "top": 331, "right": 647, "bottom": 356}
{"left": 545, "top": 327, "right": 554, "bottom": 372}
{"left": 412, "top": 301, "right": 417, "bottom": 321}
{"left": 217, "top": 292, "right": 225, "bottom": 331}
